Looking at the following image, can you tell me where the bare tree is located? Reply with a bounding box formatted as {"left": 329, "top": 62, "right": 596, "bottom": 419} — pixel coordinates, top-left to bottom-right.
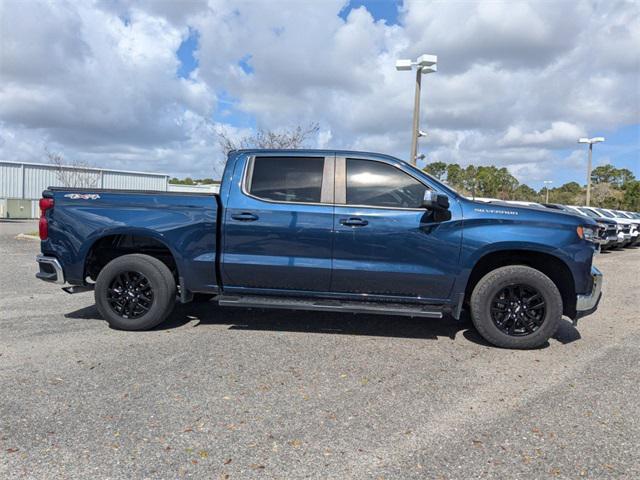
{"left": 217, "top": 123, "right": 320, "bottom": 156}
{"left": 46, "top": 149, "right": 100, "bottom": 188}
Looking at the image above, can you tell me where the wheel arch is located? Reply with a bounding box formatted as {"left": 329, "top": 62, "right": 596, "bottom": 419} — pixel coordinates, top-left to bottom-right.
{"left": 463, "top": 249, "right": 577, "bottom": 319}
{"left": 83, "top": 229, "right": 182, "bottom": 285}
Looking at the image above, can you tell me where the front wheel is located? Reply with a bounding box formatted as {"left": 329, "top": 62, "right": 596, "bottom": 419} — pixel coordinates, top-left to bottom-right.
{"left": 95, "top": 254, "right": 176, "bottom": 331}
{"left": 470, "top": 265, "right": 562, "bottom": 349}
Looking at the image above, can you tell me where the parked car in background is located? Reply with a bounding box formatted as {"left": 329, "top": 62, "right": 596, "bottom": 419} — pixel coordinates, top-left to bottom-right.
{"left": 569, "top": 206, "right": 627, "bottom": 249}
{"left": 504, "top": 200, "right": 545, "bottom": 208}
{"left": 543, "top": 204, "right": 618, "bottom": 250}
{"left": 35, "top": 149, "right": 603, "bottom": 349}
{"left": 595, "top": 208, "right": 638, "bottom": 246}
{"left": 468, "top": 197, "right": 501, "bottom": 203}
{"left": 614, "top": 211, "right": 640, "bottom": 245}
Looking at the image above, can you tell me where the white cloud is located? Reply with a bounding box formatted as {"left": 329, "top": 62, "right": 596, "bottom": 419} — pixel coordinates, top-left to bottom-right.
{"left": 0, "top": 0, "right": 219, "bottom": 176}
{"left": 499, "top": 122, "right": 586, "bottom": 148}
{"left": 0, "top": 0, "right": 638, "bottom": 181}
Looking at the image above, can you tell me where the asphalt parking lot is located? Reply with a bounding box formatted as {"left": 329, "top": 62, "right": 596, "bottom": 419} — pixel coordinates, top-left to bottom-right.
{"left": 1, "top": 219, "right": 639, "bottom": 479}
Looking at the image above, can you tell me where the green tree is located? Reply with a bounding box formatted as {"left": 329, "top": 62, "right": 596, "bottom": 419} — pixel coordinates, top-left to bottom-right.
{"left": 557, "top": 182, "right": 582, "bottom": 194}
{"left": 590, "top": 183, "right": 623, "bottom": 208}
{"left": 546, "top": 182, "right": 584, "bottom": 205}
{"left": 591, "top": 165, "right": 636, "bottom": 188}
{"left": 423, "top": 161, "right": 448, "bottom": 180}
{"left": 464, "top": 165, "right": 478, "bottom": 196}
{"left": 445, "top": 164, "right": 467, "bottom": 193}
{"left": 512, "top": 184, "right": 538, "bottom": 201}
{"left": 622, "top": 180, "right": 640, "bottom": 210}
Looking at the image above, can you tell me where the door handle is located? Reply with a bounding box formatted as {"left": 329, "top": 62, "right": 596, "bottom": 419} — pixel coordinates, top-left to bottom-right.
{"left": 231, "top": 212, "right": 259, "bottom": 222}
{"left": 340, "top": 217, "right": 368, "bottom": 227}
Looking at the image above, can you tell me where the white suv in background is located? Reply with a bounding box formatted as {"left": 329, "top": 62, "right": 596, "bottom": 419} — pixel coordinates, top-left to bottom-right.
{"left": 569, "top": 206, "right": 627, "bottom": 247}
{"left": 595, "top": 208, "right": 638, "bottom": 246}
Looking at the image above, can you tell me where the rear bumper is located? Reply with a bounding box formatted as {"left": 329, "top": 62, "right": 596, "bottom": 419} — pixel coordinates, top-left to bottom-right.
{"left": 36, "top": 255, "right": 66, "bottom": 285}
{"left": 575, "top": 266, "right": 603, "bottom": 319}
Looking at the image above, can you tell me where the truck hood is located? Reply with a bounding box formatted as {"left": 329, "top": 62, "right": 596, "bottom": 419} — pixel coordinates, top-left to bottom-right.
{"left": 463, "top": 199, "right": 597, "bottom": 227}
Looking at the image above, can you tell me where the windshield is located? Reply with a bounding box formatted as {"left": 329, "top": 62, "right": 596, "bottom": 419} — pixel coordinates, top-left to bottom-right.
{"left": 616, "top": 211, "right": 631, "bottom": 218}
{"left": 578, "top": 207, "right": 599, "bottom": 219}
{"left": 595, "top": 208, "right": 614, "bottom": 218}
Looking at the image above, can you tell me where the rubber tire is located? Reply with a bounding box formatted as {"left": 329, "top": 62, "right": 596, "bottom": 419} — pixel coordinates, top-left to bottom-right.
{"left": 470, "top": 265, "right": 562, "bottom": 349}
{"left": 95, "top": 254, "right": 176, "bottom": 331}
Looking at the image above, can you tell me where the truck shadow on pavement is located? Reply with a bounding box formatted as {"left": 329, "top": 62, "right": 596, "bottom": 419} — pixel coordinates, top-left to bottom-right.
{"left": 66, "top": 302, "right": 581, "bottom": 348}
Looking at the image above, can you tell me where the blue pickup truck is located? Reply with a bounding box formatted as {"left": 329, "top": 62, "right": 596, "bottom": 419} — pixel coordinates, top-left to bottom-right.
{"left": 36, "top": 150, "right": 603, "bottom": 348}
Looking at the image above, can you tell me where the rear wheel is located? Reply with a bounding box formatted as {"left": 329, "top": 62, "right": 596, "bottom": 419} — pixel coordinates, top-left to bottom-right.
{"left": 470, "top": 265, "right": 562, "bottom": 349}
{"left": 95, "top": 254, "right": 176, "bottom": 330}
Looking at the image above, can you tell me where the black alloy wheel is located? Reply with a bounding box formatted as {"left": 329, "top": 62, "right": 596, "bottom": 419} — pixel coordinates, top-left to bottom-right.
{"left": 107, "top": 271, "right": 154, "bottom": 319}
{"left": 490, "top": 284, "right": 546, "bottom": 336}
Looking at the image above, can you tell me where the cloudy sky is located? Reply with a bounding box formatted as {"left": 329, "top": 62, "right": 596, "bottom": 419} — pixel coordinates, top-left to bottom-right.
{"left": 1, "top": 0, "right": 638, "bottom": 188}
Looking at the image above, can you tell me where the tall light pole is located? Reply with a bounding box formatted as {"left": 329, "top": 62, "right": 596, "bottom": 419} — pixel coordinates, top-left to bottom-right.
{"left": 578, "top": 137, "right": 605, "bottom": 206}
{"left": 543, "top": 180, "right": 553, "bottom": 203}
{"left": 396, "top": 54, "right": 438, "bottom": 165}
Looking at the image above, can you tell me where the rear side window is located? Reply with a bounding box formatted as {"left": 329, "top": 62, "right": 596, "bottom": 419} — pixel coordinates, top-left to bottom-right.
{"left": 249, "top": 156, "right": 324, "bottom": 203}
{"left": 346, "top": 159, "right": 427, "bottom": 208}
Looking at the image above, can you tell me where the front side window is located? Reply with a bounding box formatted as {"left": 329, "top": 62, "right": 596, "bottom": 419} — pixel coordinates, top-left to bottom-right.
{"left": 249, "top": 156, "right": 324, "bottom": 203}
{"left": 346, "top": 159, "right": 427, "bottom": 208}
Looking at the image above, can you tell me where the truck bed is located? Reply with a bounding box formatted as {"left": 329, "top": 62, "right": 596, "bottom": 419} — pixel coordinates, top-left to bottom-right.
{"left": 41, "top": 187, "right": 220, "bottom": 293}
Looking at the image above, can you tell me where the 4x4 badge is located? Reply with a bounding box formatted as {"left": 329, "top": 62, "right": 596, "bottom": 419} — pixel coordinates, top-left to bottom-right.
{"left": 64, "top": 193, "right": 100, "bottom": 200}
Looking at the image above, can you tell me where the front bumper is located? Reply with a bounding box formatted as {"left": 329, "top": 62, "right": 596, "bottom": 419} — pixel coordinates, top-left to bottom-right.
{"left": 36, "top": 255, "right": 66, "bottom": 285}
{"left": 575, "top": 266, "right": 603, "bottom": 319}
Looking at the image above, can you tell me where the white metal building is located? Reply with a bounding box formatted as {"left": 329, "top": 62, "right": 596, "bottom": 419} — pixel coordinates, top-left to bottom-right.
{"left": 0, "top": 161, "right": 170, "bottom": 219}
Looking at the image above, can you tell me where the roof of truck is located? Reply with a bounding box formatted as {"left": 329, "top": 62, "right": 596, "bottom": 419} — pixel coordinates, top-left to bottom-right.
{"left": 231, "top": 149, "right": 407, "bottom": 161}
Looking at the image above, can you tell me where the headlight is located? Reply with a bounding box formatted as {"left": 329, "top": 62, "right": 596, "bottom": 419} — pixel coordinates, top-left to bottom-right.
{"left": 577, "top": 225, "right": 598, "bottom": 242}
{"left": 597, "top": 222, "right": 607, "bottom": 229}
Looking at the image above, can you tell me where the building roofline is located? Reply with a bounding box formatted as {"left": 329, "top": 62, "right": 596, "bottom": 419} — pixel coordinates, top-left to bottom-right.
{"left": 0, "top": 160, "right": 170, "bottom": 178}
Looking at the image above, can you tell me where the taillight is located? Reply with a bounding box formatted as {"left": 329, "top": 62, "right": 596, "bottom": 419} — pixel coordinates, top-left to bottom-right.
{"left": 39, "top": 197, "right": 54, "bottom": 240}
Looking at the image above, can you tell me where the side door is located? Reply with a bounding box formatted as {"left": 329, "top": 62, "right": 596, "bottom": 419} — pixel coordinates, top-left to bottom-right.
{"left": 331, "top": 156, "right": 461, "bottom": 301}
{"left": 222, "top": 153, "right": 335, "bottom": 293}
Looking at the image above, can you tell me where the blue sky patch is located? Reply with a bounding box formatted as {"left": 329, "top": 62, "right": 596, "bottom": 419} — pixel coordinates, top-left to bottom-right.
{"left": 213, "top": 91, "right": 257, "bottom": 130}
{"left": 238, "top": 54, "right": 254, "bottom": 75}
{"left": 339, "top": 0, "right": 401, "bottom": 25}
{"left": 176, "top": 28, "right": 199, "bottom": 79}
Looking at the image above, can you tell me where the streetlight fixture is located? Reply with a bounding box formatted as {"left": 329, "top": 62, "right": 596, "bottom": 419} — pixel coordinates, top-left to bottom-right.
{"left": 578, "top": 136, "right": 605, "bottom": 206}
{"left": 543, "top": 180, "right": 553, "bottom": 203}
{"left": 396, "top": 54, "right": 438, "bottom": 165}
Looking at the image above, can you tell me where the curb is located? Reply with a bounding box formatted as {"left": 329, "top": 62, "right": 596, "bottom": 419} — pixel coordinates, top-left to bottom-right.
{"left": 16, "top": 233, "right": 40, "bottom": 241}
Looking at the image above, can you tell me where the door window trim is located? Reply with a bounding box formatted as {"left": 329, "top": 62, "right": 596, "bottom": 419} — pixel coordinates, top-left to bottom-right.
{"left": 335, "top": 156, "right": 432, "bottom": 211}
{"left": 242, "top": 155, "right": 335, "bottom": 205}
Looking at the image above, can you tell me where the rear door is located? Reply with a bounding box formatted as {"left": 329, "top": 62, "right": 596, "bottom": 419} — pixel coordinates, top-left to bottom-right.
{"left": 222, "top": 153, "right": 335, "bottom": 293}
{"left": 330, "top": 156, "right": 460, "bottom": 301}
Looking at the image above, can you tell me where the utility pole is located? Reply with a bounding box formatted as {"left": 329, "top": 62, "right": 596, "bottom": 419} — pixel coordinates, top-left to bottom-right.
{"left": 396, "top": 54, "right": 438, "bottom": 165}
{"left": 578, "top": 137, "right": 605, "bottom": 206}
{"left": 410, "top": 67, "right": 422, "bottom": 165}
{"left": 586, "top": 144, "right": 593, "bottom": 206}
{"left": 543, "top": 180, "right": 553, "bottom": 203}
